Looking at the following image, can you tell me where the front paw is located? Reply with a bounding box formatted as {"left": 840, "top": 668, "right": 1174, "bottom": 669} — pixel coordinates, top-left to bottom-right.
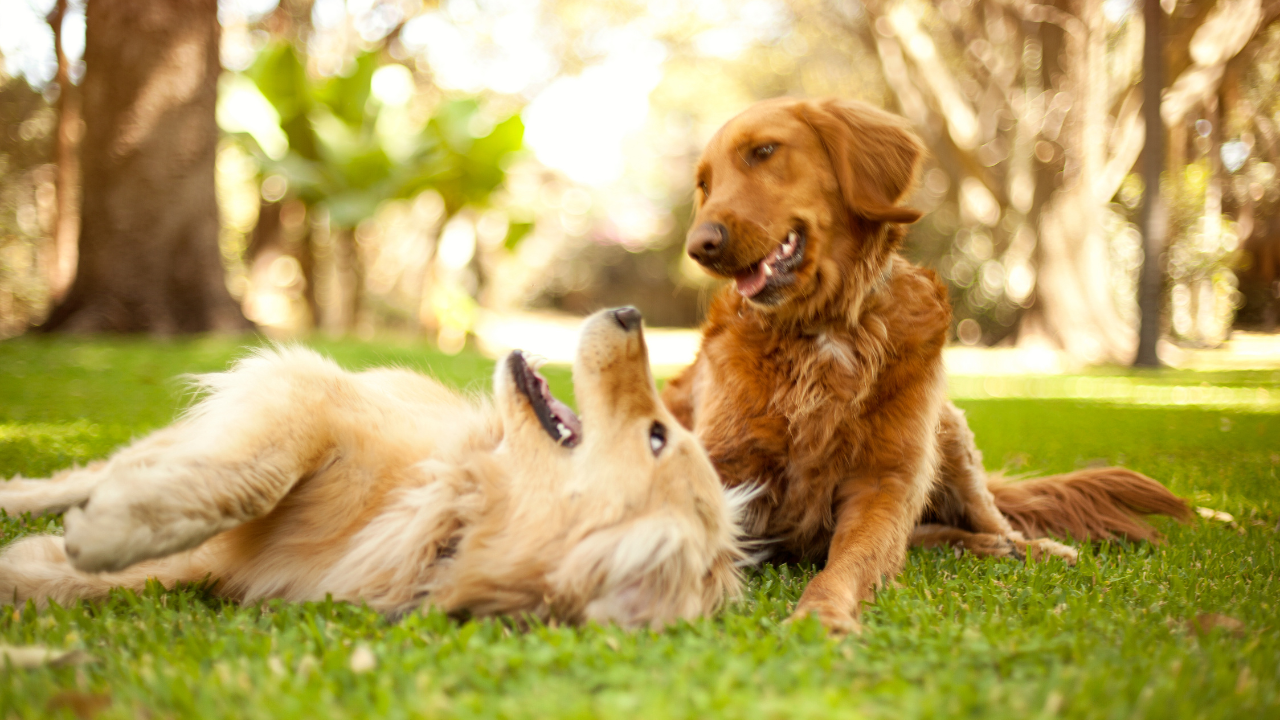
{"left": 62, "top": 498, "right": 152, "bottom": 573}
{"left": 787, "top": 596, "right": 861, "bottom": 636}
{"left": 0, "top": 477, "right": 76, "bottom": 517}
{"left": 63, "top": 484, "right": 209, "bottom": 573}
{"left": 1, "top": 464, "right": 108, "bottom": 518}
{"left": 0, "top": 478, "right": 47, "bottom": 516}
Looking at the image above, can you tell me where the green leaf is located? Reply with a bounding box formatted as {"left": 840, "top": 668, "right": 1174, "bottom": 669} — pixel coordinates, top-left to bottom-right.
{"left": 314, "top": 52, "right": 378, "bottom": 130}
{"left": 248, "top": 44, "right": 311, "bottom": 122}
{"left": 504, "top": 221, "right": 534, "bottom": 251}
{"left": 233, "top": 47, "right": 522, "bottom": 230}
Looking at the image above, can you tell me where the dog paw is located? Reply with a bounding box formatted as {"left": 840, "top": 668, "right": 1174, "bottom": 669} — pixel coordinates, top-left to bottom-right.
{"left": 1018, "top": 538, "right": 1078, "bottom": 566}
{"left": 0, "top": 478, "right": 44, "bottom": 516}
{"left": 62, "top": 483, "right": 213, "bottom": 573}
{"left": 957, "top": 533, "right": 1023, "bottom": 560}
{"left": 0, "top": 477, "right": 81, "bottom": 517}
{"left": 62, "top": 500, "right": 149, "bottom": 573}
{"left": 1002, "top": 537, "right": 1025, "bottom": 561}
{"left": 0, "top": 464, "right": 107, "bottom": 518}
{"left": 787, "top": 598, "right": 861, "bottom": 636}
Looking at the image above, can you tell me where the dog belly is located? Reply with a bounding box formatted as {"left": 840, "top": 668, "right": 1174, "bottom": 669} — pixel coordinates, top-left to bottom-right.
{"left": 204, "top": 446, "right": 428, "bottom": 604}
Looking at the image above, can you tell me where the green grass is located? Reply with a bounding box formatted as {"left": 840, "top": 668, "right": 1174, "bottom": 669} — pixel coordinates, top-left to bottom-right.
{"left": 1, "top": 336, "right": 1277, "bottom": 719}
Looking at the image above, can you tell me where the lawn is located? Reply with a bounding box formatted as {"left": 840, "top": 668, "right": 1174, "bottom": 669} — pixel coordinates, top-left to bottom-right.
{"left": 1, "top": 336, "right": 1277, "bottom": 719}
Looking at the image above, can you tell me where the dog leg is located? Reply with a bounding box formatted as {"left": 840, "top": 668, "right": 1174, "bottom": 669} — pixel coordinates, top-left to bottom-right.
{"left": 934, "top": 402, "right": 1017, "bottom": 536}
{"left": 930, "top": 403, "right": 1079, "bottom": 564}
{"left": 0, "top": 534, "right": 210, "bottom": 609}
{"left": 910, "top": 524, "right": 1078, "bottom": 564}
{"left": 61, "top": 352, "right": 338, "bottom": 573}
{"left": 63, "top": 431, "right": 315, "bottom": 575}
{"left": 910, "top": 524, "right": 1024, "bottom": 559}
{"left": 0, "top": 462, "right": 108, "bottom": 517}
{"left": 789, "top": 478, "right": 922, "bottom": 635}
{"left": 787, "top": 365, "right": 948, "bottom": 635}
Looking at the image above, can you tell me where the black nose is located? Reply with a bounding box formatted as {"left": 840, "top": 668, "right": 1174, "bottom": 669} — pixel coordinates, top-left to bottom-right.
{"left": 612, "top": 306, "right": 642, "bottom": 332}
{"left": 686, "top": 222, "right": 727, "bottom": 266}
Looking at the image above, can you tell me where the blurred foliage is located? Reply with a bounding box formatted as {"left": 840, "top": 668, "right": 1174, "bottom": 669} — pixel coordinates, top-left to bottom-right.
{"left": 1164, "top": 160, "right": 1242, "bottom": 344}
{"left": 1231, "top": 20, "right": 1280, "bottom": 330}
{"left": 235, "top": 43, "right": 524, "bottom": 228}
{"left": 2, "top": 0, "right": 1279, "bottom": 350}
{"left": 0, "top": 77, "right": 53, "bottom": 337}
{"left": 210, "top": 31, "right": 530, "bottom": 341}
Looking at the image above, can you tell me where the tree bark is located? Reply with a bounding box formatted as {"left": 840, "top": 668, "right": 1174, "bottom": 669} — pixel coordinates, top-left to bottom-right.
{"left": 45, "top": 0, "right": 82, "bottom": 302}
{"left": 40, "top": 0, "right": 250, "bottom": 334}
{"left": 297, "top": 223, "right": 320, "bottom": 328}
{"left": 1134, "top": 0, "right": 1165, "bottom": 366}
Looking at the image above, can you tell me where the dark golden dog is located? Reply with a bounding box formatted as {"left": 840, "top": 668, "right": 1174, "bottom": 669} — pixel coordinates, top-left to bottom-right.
{"left": 663, "top": 97, "right": 1188, "bottom": 633}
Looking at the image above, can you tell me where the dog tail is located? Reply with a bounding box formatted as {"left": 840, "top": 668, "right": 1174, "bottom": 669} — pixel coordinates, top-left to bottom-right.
{"left": 988, "top": 468, "right": 1191, "bottom": 543}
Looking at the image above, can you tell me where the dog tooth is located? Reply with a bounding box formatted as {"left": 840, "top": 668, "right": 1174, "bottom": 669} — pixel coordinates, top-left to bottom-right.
{"left": 557, "top": 422, "right": 570, "bottom": 439}
{"left": 786, "top": 230, "right": 798, "bottom": 246}
{"left": 763, "top": 263, "right": 773, "bottom": 277}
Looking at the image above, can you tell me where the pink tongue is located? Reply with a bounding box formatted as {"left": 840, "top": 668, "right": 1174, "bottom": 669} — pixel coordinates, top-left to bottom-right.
{"left": 548, "top": 397, "right": 582, "bottom": 436}
{"left": 735, "top": 245, "right": 786, "bottom": 298}
{"left": 735, "top": 264, "right": 768, "bottom": 297}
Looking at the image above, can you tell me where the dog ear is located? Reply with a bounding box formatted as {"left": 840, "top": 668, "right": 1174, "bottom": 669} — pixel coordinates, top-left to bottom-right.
{"left": 550, "top": 514, "right": 733, "bottom": 628}
{"left": 800, "top": 98, "right": 925, "bottom": 225}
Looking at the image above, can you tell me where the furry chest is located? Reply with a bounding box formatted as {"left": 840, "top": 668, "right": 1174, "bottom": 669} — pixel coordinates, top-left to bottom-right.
{"left": 689, "top": 331, "right": 879, "bottom": 552}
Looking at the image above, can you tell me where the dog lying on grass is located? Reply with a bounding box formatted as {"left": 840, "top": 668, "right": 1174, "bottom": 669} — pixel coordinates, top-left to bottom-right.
{"left": 662, "top": 97, "right": 1190, "bottom": 634}
{"left": 0, "top": 307, "right": 748, "bottom": 628}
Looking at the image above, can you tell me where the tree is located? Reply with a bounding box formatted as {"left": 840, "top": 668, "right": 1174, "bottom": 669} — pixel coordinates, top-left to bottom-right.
{"left": 44, "top": 0, "right": 81, "bottom": 302}
{"left": 1134, "top": 0, "right": 1165, "bottom": 367}
{"left": 40, "top": 0, "right": 249, "bottom": 333}
{"left": 827, "top": 0, "right": 1279, "bottom": 364}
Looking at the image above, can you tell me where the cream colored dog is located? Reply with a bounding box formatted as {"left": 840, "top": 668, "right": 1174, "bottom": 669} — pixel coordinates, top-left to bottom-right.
{"left": 0, "top": 307, "right": 748, "bottom": 627}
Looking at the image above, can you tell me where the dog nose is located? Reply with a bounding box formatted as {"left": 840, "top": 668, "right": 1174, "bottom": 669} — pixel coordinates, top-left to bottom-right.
{"left": 612, "top": 306, "right": 642, "bottom": 332}
{"left": 686, "top": 222, "right": 728, "bottom": 265}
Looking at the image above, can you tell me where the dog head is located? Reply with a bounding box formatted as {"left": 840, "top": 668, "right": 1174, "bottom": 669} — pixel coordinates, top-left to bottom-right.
{"left": 686, "top": 97, "right": 924, "bottom": 313}
{"left": 492, "top": 307, "right": 747, "bottom": 627}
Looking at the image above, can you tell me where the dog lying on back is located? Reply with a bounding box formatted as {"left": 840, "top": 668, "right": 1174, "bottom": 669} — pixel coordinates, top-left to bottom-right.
{"left": 1, "top": 308, "right": 747, "bottom": 627}
{"left": 663, "top": 97, "right": 1189, "bottom": 634}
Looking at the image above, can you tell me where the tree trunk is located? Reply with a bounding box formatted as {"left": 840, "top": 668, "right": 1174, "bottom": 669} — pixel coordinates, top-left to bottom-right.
{"left": 40, "top": 0, "right": 249, "bottom": 334}
{"left": 45, "top": 0, "right": 82, "bottom": 302}
{"left": 1134, "top": 0, "right": 1165, "bottom": 366}
{"left": 297, "top": 223, "right": 320, "bottom": 328}
{"left": 331, "top": 227, "right": 364, "bottom": 334}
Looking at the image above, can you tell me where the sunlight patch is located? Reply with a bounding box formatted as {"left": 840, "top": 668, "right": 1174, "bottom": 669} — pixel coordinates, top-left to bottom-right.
{"left": 948, "top": 376, "right": 1280, "bottom": 411}
{"left": 0, "top": 421, "right": 104, "bottom": 461}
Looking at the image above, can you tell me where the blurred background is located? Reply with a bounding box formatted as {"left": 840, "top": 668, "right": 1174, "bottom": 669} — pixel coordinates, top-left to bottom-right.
{"left": 0, "top": 0, "right": 1277, "bottom": 369}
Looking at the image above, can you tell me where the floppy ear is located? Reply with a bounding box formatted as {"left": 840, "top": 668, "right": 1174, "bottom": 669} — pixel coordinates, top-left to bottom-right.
{"left": 800, "top": 98, "right": 925, "bottom": 225}
{"left": 549, "top": 514, "right": 740, "bottom": 628}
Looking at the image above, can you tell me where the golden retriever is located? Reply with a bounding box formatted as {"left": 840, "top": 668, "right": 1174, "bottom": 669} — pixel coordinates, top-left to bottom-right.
{"left": 1, "top": 308, "right": 747, "bottom": 628}
{"left": 662, "top": 97, "right": 1189, "bottom": 634}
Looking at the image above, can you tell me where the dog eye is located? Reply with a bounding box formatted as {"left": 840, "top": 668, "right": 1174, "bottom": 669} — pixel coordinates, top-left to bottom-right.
{"left": 697, "top": 181, "right": 710, "bottom": 197}
{"left": 649, "top": 422, "right": 667, "bottom": 456}
{"left": 753, "top": 144, "right": 776, "bottom": 161}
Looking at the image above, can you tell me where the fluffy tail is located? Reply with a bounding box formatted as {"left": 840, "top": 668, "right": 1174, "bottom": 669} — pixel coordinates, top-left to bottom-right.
{"left": 989, "top": 468, "right": 1191, "bottom": 543}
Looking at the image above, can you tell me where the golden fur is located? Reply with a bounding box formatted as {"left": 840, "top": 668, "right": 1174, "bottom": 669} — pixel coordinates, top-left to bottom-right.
{"left": 663, "top": 97, "right": 1190, "bottom": 634}
{"left": 1, "top": 308, "right": 748, "bottom": 628}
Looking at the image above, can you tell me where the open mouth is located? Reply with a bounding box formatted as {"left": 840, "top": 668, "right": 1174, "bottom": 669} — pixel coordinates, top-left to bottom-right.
{"left": 509, "top": 350, "right": 582, "bottom": 447}
{"left": 733, "top": 225, "right": 806, "bottom": 299}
